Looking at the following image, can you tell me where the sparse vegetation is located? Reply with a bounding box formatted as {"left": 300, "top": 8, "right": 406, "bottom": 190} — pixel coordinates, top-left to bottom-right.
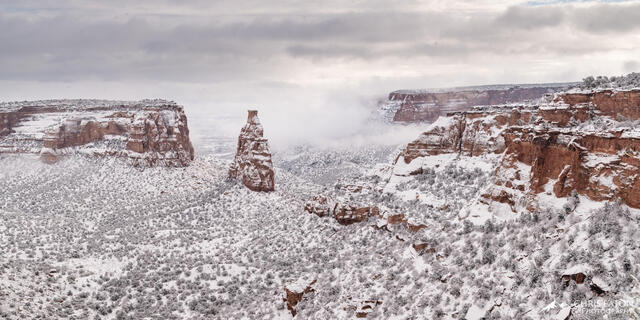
{"left": 1, "top": 145, "right": 638, "bottom": 319}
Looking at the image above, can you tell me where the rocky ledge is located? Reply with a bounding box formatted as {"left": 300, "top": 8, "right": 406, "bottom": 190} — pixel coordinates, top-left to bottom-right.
{"left": 0, "top": 99, "right": 195, "bottom": 167}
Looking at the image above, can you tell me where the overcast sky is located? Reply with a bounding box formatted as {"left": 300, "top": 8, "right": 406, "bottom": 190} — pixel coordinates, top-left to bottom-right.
{"left": 1, "top": 0, "right": 640, "bottom": 148}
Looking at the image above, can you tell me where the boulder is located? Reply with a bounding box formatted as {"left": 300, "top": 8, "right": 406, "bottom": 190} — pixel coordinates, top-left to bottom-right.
{"left": 283, "top": 279, "right": 316, "bottom": 317}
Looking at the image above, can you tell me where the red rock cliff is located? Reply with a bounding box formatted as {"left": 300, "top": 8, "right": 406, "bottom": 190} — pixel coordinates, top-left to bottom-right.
{"left": 399, "top": 107, "right": 533, "bottom": 163}
{"left": 229, "top": 110, "right": 275, "bottom": 192}
{"left": 397, "top": 90, "right": 640, "bottom": 209}
{"left": 386, "top": 85, "right": 566, "bottom": 123}
{"left": 0, "top": 113, "right": 26, "bottom": 138}
{"left": 0, "top": 99, "right": 194, "bottom": 167}
{"left": 556, "top": 89, "right": 640, "bottom": 120}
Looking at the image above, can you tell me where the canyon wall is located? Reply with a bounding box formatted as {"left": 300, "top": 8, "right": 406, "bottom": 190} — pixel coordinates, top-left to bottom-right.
{"left": 0, "top": 99, "right": 194, "bottom": 166}
{"left": 397, "top": 89, "right": 640, "bottom": 209}
{"left": 555, "top": 89, "right": 640, "bottom": 120}
{"left": 382, "top": 85, "right": 568, "bottom": 123}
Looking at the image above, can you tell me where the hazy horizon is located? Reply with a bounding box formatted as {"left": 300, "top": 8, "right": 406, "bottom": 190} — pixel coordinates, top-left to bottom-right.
{"left": 2, "top": 0, "right": 640, "bottom": 148}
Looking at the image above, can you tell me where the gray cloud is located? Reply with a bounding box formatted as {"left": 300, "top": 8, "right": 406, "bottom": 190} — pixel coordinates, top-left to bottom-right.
{"left": 2, "top": 0, "right": 639, "bottom": 150}
{"left": 287, "top": 44, "right": 375, "bottom": 59}
{"left": 0, "top": 1, "right": 639, "bottom": 98}
{"left": 495, "top": 5, "right": 566, "bottom": 29}
{"left": 570, "top": 3, "right": 640, "bottom": 32}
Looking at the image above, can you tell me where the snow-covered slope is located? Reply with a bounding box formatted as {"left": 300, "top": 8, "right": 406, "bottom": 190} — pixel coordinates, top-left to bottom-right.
{"left": 3, "top": 150, "right": 637, "bottom": 319}
{"left": 392, "top": 89, "right": 640, "bottom": 214}
{"left": 2, "top": 85, "right": 640, "bottom": 319}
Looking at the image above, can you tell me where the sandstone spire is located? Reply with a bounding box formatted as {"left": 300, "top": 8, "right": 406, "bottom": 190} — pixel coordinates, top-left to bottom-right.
{"left": 229, "top": 110, "right": 275, "bottom": 191}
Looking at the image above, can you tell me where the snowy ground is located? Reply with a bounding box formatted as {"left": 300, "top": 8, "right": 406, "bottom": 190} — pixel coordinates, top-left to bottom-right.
{"left": 1, "top": 139, "right": 640, "bottom": 319}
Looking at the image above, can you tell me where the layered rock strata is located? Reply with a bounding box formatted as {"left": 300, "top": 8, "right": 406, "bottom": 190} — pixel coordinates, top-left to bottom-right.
{"left": 397, "top": 89, "right": 640, "bottom": 209}
{"left": 229, "top": 110, "right": 275, "bottom": 192}
{"left": 304, "top": 195, "right": 428, "bottom": 235}
{"left": 304, "top": 195, "right": 378, "bottom": 225}
{"left": 0, "top": 99, "right": 194, "bottom": 166}
{"left": 382, "top": 84, "right": 569, "bottom": 123}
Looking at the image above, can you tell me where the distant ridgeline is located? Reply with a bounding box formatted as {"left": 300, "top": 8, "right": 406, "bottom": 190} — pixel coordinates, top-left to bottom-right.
{"left": 379, "top": 83, "right": 574, "bottom": 123}
{"left": 0, "top": 99, "right": 194, "bottom": 167}
{"left": 381, "top": 73, "right": 640, "bottom": 124}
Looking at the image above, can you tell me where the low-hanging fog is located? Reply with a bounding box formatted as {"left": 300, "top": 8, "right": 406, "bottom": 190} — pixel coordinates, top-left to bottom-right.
{"left": 0, "top": 79, "right": 426, "bottom": 152}
{"left": 2, "top": 0, "right": 640, "bottom": 151}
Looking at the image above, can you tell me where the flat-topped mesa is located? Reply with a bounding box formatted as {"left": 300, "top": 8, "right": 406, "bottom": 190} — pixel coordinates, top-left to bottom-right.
{"left": 396, "top": 89, "right": 640, "bottom": 210}
{"left": 229, "top": 110, "right": 275, "bottom": 192}
{"left": 381, "top": 84, "right": 570, "bottom": 123}
{"left": 0, "top": 99, "right": 195, "bottom": 167}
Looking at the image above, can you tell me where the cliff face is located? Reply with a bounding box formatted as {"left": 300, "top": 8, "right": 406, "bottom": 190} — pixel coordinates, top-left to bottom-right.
{"left": 229, "top": 110, "right": 275, "bottom": 192}
{"left": 498, "top": 128, "right": 640, "bottom": 208}
{"left": 556, "top": 89, "right": 640, "bottom": 120}
{"left": 399, "top": 108, "right": 534, "bottom": 163}
{"left": 383, "top": 85, "right": 567, "bottom": 123}
{"left": 397, "top": 89, "right": 640, "bottom": 209}
{"left": 0, "top": 113, "right": 26, "bottom": 138}
{"left": 0, "top": 99, "right": 194, "bottom": 166}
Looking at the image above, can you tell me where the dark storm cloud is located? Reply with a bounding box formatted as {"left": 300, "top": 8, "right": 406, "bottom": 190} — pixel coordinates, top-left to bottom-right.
{"left": 0, "top": 1, "right": 639, "bottom": 82}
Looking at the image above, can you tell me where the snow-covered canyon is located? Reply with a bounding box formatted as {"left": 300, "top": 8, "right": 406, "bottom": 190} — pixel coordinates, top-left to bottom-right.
{"left": 2, "top": 74, "right": 640, "bottom": 319}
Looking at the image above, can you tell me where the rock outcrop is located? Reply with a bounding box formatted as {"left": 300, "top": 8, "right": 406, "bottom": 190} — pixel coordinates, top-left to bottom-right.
{"left": 381, "top": 84, "right": 568, "bottom": 123}
{"left": 304, "top": 196, "right": 378, "bottom": 225}
{"left": 283, "top": 279, "right": 316, "bottom": 317}
{"left": 303, "top": 195, "right": 332, "bottom": 217}
{"left": 229, "top": 110, "right": 275, "bottom": 192}
{"left": 560, "top": 265, "right": 609, "bottom": 295}
{"left": 334, "top": 205, "right": 379, "bottom": 226}
{"left": 398, "top": 107, "right": 531, "bottom": 163}
{"left": 397, "top": 89, "right": 640, "bottom": 210}
{"left": 345, "top": 299, "right": 383, "bottom": 318}
{"left": 0, "top": 99, "right": 194, "bottom": 166}
{"left": 0, "top": 112, "right": 26, "bottom": 138}
{"left": 304, "top": 195, "right": 429, "bottom": 235}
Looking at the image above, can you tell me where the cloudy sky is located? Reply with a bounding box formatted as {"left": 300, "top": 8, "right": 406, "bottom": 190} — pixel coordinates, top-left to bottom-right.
{"left": 1, "top": 0, "right": 640, "bottom": 148}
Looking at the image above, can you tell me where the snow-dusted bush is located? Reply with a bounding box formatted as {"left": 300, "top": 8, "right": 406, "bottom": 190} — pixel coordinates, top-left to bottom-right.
{"left": 578, "top": 72, "right": 640, "bottom": 90}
